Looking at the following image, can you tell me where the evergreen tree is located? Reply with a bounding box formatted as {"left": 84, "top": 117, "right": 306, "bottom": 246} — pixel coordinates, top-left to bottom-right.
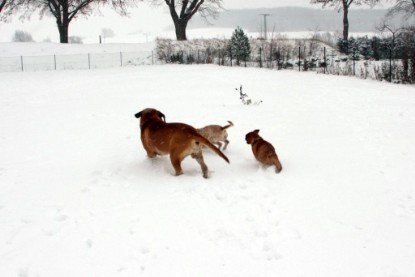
{"left": 371, "top": 36, "right": 382, "bottom": 60}
{"left": 229, "top": 26, "right": 251, "bottom": 66}
{"left": 337, "top": 38, "right": 349, "bottom": 54}
{"left": 357, "top": 36, "right": 373, "bottom": 60}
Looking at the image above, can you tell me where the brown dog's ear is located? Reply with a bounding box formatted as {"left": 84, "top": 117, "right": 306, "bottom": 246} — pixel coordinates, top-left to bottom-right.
{"left": 158, "top": 111, "right": 166, "bottom": 122}
{"left": 254, "top": 129, "right": 260, "bottom": 134}
{"left": 134, "top": 111, "right": 142, "bottom": 118}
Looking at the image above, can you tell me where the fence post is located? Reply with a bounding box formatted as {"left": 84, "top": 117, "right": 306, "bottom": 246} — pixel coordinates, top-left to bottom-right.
{"left": 21, "top": 56, "right": 24, "bottom": 72}
{"left": 218, "top": 49, "right": 220, "bottom": 66}
{"left": 277, "top": 47, "right": 280, "bottom": 70}
{"left": 88, "top": 53, "right": 91, "bottom": 70}
{"left": 298, "top": 46, "right": 301, "bottom": 72}
{"left": 389, "top": 49, "right": 392, "bottom": 82}
{"left": 323, "top": 47, "right": 326, "bottom": 74}
{"left": 120, "top": 52, "right": 123, "bottom": 67}
{"left": 259, "top": 47, "right": 262, "bottom": 68}
{"left": 54, "top": 55, "right": 57, "bottom": 70}
{"left": 353, "top": 58, "right": 355, "bottom": 76}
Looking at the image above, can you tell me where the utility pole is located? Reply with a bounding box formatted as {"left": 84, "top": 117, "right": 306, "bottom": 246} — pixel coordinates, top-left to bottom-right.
{"left": 259, "top": 14, "right": 270, "bottom": 40}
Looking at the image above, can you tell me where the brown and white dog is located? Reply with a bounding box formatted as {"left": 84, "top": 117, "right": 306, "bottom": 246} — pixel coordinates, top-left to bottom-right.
{"left": 245, "top": 129, "right": 282, "bottom": 173}
{"left": 135, "top": 108, "right": 230, "bottom": 178}
{"left": 197, "top": 121, "right": 233, "bottom": 151}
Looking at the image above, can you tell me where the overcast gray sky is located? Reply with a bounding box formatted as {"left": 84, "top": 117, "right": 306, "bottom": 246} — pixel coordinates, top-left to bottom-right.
{"left": 224, "top": 0, "right": 314, "bottom": 9}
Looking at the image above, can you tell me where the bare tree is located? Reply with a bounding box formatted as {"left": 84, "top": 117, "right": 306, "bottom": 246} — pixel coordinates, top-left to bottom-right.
{"left": 4, "top": 0, "right": 140, "bottom": 43}
{"left": 310, "top": 0, "right": 380, "bottom": 41}
{"left": 0, "top": 0, "right": 6, "bottom": 14}
{"left": 377, "top": 20, "right": 402, "bottom": 41}
{"left": 387, "top": 0, "right": 415, "bottom": 18}
{"left": 0, "top": 0, "right": 19, "bottom": 20}
{"left": 152, "top": 0, "right": 223, "bottom": 40}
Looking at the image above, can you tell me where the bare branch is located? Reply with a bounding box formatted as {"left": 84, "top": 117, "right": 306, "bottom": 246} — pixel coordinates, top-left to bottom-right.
{"left": 387, "top": 0, "right": 415, "bottom": 19}
{"left": 152, "top": 0, "right": 223, "bottom": 40}
{"left": 0, "top": 0, "right": 7, "bottom": 13}
{"left": 4, "top": 0, "right": 141, "bottom": 43}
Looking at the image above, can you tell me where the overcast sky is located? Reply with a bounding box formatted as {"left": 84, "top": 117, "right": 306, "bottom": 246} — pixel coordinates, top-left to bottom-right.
{"left": 0, "top": 0, "right": 393, "bottom": 44}
{"left": 222, "top": 0, "right": 391, "bottom": 9}
{"left": 224, "top": 0, "right": 315, "bottom": 9}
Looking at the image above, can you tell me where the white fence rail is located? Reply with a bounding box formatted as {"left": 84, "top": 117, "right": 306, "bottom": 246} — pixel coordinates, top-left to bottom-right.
{"left": 0, "top": 51, "right": 155, "bottom": 72}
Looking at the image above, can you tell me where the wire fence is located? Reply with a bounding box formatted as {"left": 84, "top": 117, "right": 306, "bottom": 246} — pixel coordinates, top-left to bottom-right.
{"left": 0, "top": 51, "right": 155, "bottom": 72}
{"left": 0, "top": 47, "right": 411, "bottom": 83}
{"left": 158, "top": 46, "right": 407, "bottom": 83}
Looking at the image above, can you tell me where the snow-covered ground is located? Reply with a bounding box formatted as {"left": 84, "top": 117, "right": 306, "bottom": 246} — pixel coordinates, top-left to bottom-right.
{"left": 1, "top": 42, "right": 415, "bottom": 277}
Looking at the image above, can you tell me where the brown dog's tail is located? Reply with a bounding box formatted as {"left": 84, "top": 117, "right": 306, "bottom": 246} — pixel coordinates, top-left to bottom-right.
{"left": 195, "top": 134, "right": 230, "bottom": 163}
{"left": 222, "top": 121, "right": 234, "bottom": 130}
{"left": 275, "top": 161, "right": 283, "bottom": 173}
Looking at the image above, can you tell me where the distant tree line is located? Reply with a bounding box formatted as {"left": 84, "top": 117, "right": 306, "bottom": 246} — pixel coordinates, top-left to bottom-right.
{"left": 337, "top": 29, "right": 415, "bottom": 60}
{"left": 335, "top": 25, "right": 415, "bottom": 83}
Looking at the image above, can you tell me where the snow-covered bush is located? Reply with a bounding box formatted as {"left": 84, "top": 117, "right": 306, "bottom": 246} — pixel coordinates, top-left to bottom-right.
{"left": 12, "top": 30, "right": 34, "bottom": 42}
{"left": 155, "top": 38, "right": 228, "bottom": 64}
{"left": 156, "top": 32, "right": 414, "bottom": 84}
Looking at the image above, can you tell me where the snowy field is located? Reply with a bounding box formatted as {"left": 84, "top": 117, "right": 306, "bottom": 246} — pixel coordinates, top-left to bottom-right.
{"left": 1, "top": 46, "right": 415, "bottom": 276}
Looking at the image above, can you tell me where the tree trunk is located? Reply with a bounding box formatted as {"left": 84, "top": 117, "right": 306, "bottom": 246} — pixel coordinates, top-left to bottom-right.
{"left": 0, "top": 0, "right": 6, "bottom": 14}
{"left": 52, "top": 2, "right": 70, "bottom": 44}
{"left": 410, "top": 50, "right": 415, "bottom": 84}
{"left": 174, "top": 19, "right": 188, "bottom": 41}
{"left": 57, "top": 21, "right": 69, "bottom": 43}
{"left": 343, "top": 7, "right": 349, "bottom": 41}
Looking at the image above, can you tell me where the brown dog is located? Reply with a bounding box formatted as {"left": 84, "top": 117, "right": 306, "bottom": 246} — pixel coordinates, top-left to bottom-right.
{"left": 135, "top": 108, "right": 230, "bottom": 178}
{"left": 197, "top": 121, "right": 233, "bottom": 151}
{"left": 245, "top": 129, "right": 282, "bottom": 173}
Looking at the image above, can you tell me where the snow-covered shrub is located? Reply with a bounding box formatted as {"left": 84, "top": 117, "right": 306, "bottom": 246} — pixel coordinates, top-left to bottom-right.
{"left": 12, "top": 30, "right": 34, "bottom": 42}
{"left": 155, "top": 38, "right": 228, "bottom": 64}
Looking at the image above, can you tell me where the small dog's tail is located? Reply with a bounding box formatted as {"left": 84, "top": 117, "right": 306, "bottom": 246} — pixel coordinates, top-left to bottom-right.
{"left": 272, "top": 154, "right": 282, "bottom": 173}
{"left": 222, "top": 121, "right": 234, "bottom": 130}
{"left": 195, "top": 134, "right": 230, "bottom": 164}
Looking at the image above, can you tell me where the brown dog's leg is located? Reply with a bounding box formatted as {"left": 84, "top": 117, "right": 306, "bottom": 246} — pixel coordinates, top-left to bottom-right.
{"left": 223, "top": 139, "right": 229, "bottom": 151}
{"left": 145, "top": 149, "right": 157, "bottom": 158}
{"left": 191, "top": 152, "right": 209, "bottom": 178}
{"left": 142, "top": 145, "right": 157, "bottom": 158}
{"left": 216, "top": 142, "right": 223, "bottom": 150}
{"left": 170, "top": 155, "right": 184, "bottom": 176}
{"left": 141, "top": 134, "right": 157, "bottom": 158}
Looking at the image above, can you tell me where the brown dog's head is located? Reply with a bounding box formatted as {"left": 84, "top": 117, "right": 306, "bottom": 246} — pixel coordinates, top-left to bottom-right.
{"left": 245, "top": 129, "right": 261, "bottom": 144}
{"left": 135, "top": 108, "right": 166, "bottom": 127}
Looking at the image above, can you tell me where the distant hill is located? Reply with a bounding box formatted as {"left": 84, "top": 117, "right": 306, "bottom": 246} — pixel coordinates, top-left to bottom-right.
{"left": 188, "top": 7, "right": 392, "bottom": 33}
